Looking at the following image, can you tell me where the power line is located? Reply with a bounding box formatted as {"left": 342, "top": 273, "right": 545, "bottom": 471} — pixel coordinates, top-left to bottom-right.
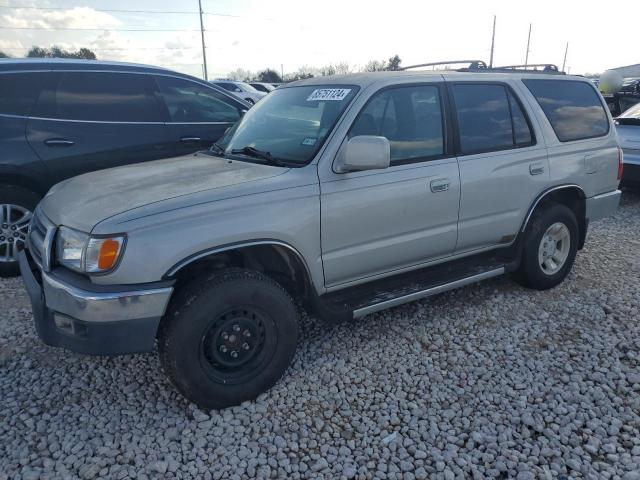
{"left": 0, "top": 46, "right": 199, "bottom": 51}
{"left": 0, "top": 25, "right": 201, "bottom": 32}
{"left": 0, "top": 5, "right": 240, "bottom": 17}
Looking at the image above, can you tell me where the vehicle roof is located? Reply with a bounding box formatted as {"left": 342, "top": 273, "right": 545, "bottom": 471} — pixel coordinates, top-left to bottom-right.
{"left": 287, "top": 70, "right": 589, "bottom": 89}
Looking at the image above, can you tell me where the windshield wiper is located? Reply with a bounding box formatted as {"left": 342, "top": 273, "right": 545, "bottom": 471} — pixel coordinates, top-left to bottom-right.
{"left": 230, "top": 146, "right": 289, "bottom": 167}
{"left": 209, "top": 142, "right": 226, "bottom": 156}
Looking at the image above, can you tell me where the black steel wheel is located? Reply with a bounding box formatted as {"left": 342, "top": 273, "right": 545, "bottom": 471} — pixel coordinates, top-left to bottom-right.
{"left": 158, "top": 268, "right": 299, "bottom": 409}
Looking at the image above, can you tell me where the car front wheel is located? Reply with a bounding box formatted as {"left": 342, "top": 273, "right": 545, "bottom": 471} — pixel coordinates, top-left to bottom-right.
{"left": 0, "top": 185, "right": 40, "bottom": 277}
{"left": 158, "top": 268, "right": 299, "bottom": 409}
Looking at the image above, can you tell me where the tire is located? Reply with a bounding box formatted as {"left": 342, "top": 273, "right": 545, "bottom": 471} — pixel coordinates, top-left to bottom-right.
{"left": 158, "top": 268, "right": 299, "bottom": 409}
{"left": 0, "top": 185, "right": 41, "bottom": 277}
{"left": 514, "top": 203, "right": 579, "bottom": 290}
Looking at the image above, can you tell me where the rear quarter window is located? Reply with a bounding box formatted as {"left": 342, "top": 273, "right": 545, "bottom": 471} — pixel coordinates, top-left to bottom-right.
{"left": 523, "top": 79, "right": 610, "bottom": 142}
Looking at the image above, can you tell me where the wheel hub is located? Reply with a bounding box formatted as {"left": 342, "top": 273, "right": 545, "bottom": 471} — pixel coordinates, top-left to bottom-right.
{"left": 205, "top": 310, "right": 265, "bottom": 370}
{"left": 0, "top": 204, "right": 32, "bottom": 263}
{"left": 537, "top": 222, "right": 571, "bottom": 275}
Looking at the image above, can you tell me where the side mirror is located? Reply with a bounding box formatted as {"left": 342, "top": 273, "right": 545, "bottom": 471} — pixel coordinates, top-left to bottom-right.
{"left": 335, "top": 135, "right": 391, "bottom": 173}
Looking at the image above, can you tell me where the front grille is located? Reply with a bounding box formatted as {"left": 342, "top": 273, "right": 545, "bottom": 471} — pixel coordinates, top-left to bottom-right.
{"left": 28, "top": 207, "right": 56, "bottom": 271}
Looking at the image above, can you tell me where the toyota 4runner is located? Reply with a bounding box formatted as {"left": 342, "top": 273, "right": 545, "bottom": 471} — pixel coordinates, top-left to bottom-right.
{"left": 19, "top": 65, "right": 622, "bottom": 409}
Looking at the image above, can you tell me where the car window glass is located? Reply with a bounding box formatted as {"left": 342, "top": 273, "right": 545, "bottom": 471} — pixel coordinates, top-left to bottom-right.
{"left": 350, "top": 85, "right": 444, "bottom": 164}
{"left": 33, "top": 72, "right": 163, "bottom": 122}
{"left": 156, "top": 76, "right": 241, "bottom": 123}
{"left": 452, "top": 84, "right": 513, "bottom": 153}
{"left": 508, "top": 91, "right": 533, "bottom": 145}
{"left": 524, "top": 79, "right": 609, "bottom": 142}
{"left": 0, "top": 72, "right": 45, "bottom": 116}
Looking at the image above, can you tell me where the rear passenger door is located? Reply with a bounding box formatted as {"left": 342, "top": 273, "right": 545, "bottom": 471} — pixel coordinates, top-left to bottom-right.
{"left": 153, "top": 75, "right": 245, "bottom": 158}
{"left": 450, "top": 82, "right": 549, "bottom": 252}
{"left": 320, "top": 83, "right": 460, "bottom": 287}
{"left": 27, "top": 71, "right": 168, "bottom": 183}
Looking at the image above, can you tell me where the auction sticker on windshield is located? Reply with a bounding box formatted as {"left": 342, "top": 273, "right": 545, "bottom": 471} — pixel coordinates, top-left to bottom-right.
{"left": 307, "top": 88, "right": 352, "bottom": 101}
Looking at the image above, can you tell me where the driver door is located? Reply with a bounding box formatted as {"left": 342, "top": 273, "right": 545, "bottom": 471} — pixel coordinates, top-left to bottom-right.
{"left": 320, "top": 83, "right": 460, "bottom": 287}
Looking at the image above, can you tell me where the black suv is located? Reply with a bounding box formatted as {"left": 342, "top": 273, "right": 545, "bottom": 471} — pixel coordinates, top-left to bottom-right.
{"left": 0, "top": 59, "right": 249, "bottom": 276}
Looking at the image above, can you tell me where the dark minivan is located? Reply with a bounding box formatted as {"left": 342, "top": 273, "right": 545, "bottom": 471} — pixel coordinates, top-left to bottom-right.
{"left": 0, "top": 59, "right": 249, "bottom": 276}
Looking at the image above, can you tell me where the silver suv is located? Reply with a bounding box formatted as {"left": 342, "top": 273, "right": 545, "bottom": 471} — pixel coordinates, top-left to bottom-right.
{"left": 20, "top": 66, "right": 622, "bottom": 409}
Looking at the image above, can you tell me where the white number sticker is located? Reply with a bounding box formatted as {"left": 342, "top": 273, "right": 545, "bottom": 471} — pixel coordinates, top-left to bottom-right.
{"left": 306, "top": 88, "right": 351, "bottom": 101}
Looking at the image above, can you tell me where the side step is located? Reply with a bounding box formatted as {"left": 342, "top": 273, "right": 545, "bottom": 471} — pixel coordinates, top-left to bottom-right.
{"left": 320, "top": 249, "right": 516, "bottom": 319}
{"left": 352, "top": 268, "right": 504, "bottom": 318}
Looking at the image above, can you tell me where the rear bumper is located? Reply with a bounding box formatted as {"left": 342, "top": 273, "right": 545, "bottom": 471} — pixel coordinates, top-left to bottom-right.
{"left": 585, "top": 190, "right": 622, "bottom": 222}
{"left": 19, "top": 250, "right": 173, "bottom": 355}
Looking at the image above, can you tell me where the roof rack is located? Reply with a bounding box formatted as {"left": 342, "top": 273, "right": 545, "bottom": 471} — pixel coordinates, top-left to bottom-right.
{"left": 401, "top": 60, "right": 565, "bottom": 75}
{"left": 401, "top": 60, "right": 488, "bottom": 71}
{"left": 492, "top": 64, "right": 565, "bottom": 74}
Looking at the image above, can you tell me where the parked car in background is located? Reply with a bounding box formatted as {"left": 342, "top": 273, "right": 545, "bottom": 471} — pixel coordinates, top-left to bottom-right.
{"left": 620, "top": 78, "right": 640, "bottom": 95}
{"left": 616, "top": 103, "right": 640, "bottom": 186}
{"left": 0, "top": 59, "right": 249, "bottom": 276}
{"left": 249, "top": 82, "right": 276, "bottom": 93}
{"left": 20, "top": 68, "right": 621, "bottom": 408}
{"left": 213, "top": 80, "right": 266, "bottom": 104}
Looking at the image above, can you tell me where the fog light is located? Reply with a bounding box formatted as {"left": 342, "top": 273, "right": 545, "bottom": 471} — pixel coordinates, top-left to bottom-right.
{"left": 53, "top": 314, "right": 74, "bottom": 335}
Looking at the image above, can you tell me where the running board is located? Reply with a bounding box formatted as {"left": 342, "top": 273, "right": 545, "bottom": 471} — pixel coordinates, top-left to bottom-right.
{"left": 352, "top": 267, "right": 505, "bottom": 319}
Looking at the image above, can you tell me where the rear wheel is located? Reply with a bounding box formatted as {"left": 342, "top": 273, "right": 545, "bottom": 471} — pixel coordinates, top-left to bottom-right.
{"left": 0, "top": 185, "right": 40, "bottom": 277}
{"left": 514, "top": 203, "right": 579, "bottom": 290}
{"left": 158, "top": 268, "right": 299, "bottom": 409}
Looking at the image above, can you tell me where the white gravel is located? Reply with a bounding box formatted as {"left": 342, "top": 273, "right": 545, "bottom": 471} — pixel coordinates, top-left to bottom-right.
{"left": 1, "top": 189, "right": 640, "bottom": 480}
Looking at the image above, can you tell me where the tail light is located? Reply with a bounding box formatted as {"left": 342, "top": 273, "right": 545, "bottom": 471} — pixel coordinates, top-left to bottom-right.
{"left": 617, "top": 147, "right": 624, "bottom": 181}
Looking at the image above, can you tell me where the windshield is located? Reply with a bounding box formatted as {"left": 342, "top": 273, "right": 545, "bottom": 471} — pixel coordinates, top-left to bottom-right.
{"left": 217, "top": 85, "right": 359, "bottom": 164}
{"left": 238, "top": 82, "right": 260, "bottom": 93}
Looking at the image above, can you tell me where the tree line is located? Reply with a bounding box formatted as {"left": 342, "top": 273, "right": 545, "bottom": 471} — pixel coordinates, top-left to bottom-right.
{"left": 227, "top": 55, "right": 403, "bottom": 83}
{"left": 0, "top": 48, "right": 403, "bottom": 83}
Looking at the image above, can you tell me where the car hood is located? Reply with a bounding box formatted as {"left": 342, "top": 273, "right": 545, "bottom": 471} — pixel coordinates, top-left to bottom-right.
{"left": 39, "top": 152, "right": 288, "bottom": 232}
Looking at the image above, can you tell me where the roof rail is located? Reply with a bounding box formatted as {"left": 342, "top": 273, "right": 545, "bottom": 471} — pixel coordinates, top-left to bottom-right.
{"left": 492, "top": 64, "right": 564, "bottom": 74}
{"left": 401, "top": 60, "right": 488, "bottom": 71}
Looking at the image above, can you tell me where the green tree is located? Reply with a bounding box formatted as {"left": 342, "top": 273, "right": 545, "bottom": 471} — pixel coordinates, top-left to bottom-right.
{"left": 386, "top": 54, "right": 402, "bottom": 71}
{"left": 27, "top": 46, "right": 97, "bottom": 60}
{"left": 256, "top": 69, "right": 282, "bottom": 83}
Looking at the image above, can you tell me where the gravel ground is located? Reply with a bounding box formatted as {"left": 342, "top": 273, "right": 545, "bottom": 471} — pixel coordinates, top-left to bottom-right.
{"left": 1, "top": 189, "right": 640, "bottom": 480}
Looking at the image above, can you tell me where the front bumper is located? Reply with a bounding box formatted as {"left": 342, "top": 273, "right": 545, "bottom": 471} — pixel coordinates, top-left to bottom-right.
{"left": 585, "top": 190, "right": 622, "bottom": 222}
{"left": 19, "top": 250, "right": 174, "bottom": 355}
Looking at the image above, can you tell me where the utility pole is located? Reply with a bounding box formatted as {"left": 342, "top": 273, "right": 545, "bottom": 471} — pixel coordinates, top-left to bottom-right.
{"left": 489, "top": 15, "right": 496, "bottom": 68}
{"left": 198, "top": 0, "right": 208, "bottom": 80}
{"left": 524, "top": 23, "right": 532, "bottom": 67}
{"left": 562, "top": 42, "right": 569, "bottom": 72}
{"left": 281, "top": 63, "right": 284, "bottom": 81}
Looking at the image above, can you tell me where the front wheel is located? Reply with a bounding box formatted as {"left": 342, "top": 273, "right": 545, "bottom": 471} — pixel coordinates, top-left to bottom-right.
{"left": 158, "top": 268, "right": 299, "bottom": 409}
{"left": 0, "top": 185, "right": 40, "bottom": 277}
{"left": 514, "top": 203, "right": 579, "bottom": 290}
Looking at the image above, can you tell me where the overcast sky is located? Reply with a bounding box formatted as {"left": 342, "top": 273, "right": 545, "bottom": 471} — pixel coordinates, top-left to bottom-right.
{"left": 0, "top": 0, "right": 635, "bottom": 79}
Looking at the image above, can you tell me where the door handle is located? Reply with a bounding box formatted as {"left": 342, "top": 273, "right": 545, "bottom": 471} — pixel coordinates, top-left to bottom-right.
{"left": 180, "top": 136, "right": 202, "bottom": 142}
{"left": 430, "top": 178, "right": 450, "bottom": 193}
{"left": 44, "top": 138, "right": 75, "bottom": 147}
{"left": 529, "top": 162, "right": 545, "bottom": 175}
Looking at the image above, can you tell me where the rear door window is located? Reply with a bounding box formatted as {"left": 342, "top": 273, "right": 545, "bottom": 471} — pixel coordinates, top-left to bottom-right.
{"left": 0, "top": 73, "right": 45, "bottom": 116}
{"left": 523, "top": 79, "right": 609, "bottom": 142}
{"left": 155, "top": 76, "right": 242, "bottom": 123}
{"left": 452, "top": 83, "right": 535, "bottom": 154}
{"left": 33, "top": 72, "right": 164, "bottom": 122}
{"left": 350, "top": 84, "right": 445, "bottom": 164}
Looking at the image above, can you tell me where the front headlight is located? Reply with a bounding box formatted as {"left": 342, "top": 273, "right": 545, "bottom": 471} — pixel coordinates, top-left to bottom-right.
{"left": 55, "top": 226, "right": 88, "bottom": 272}
{"left": 55, "top": 227, "right": 125, "bottom": 274}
